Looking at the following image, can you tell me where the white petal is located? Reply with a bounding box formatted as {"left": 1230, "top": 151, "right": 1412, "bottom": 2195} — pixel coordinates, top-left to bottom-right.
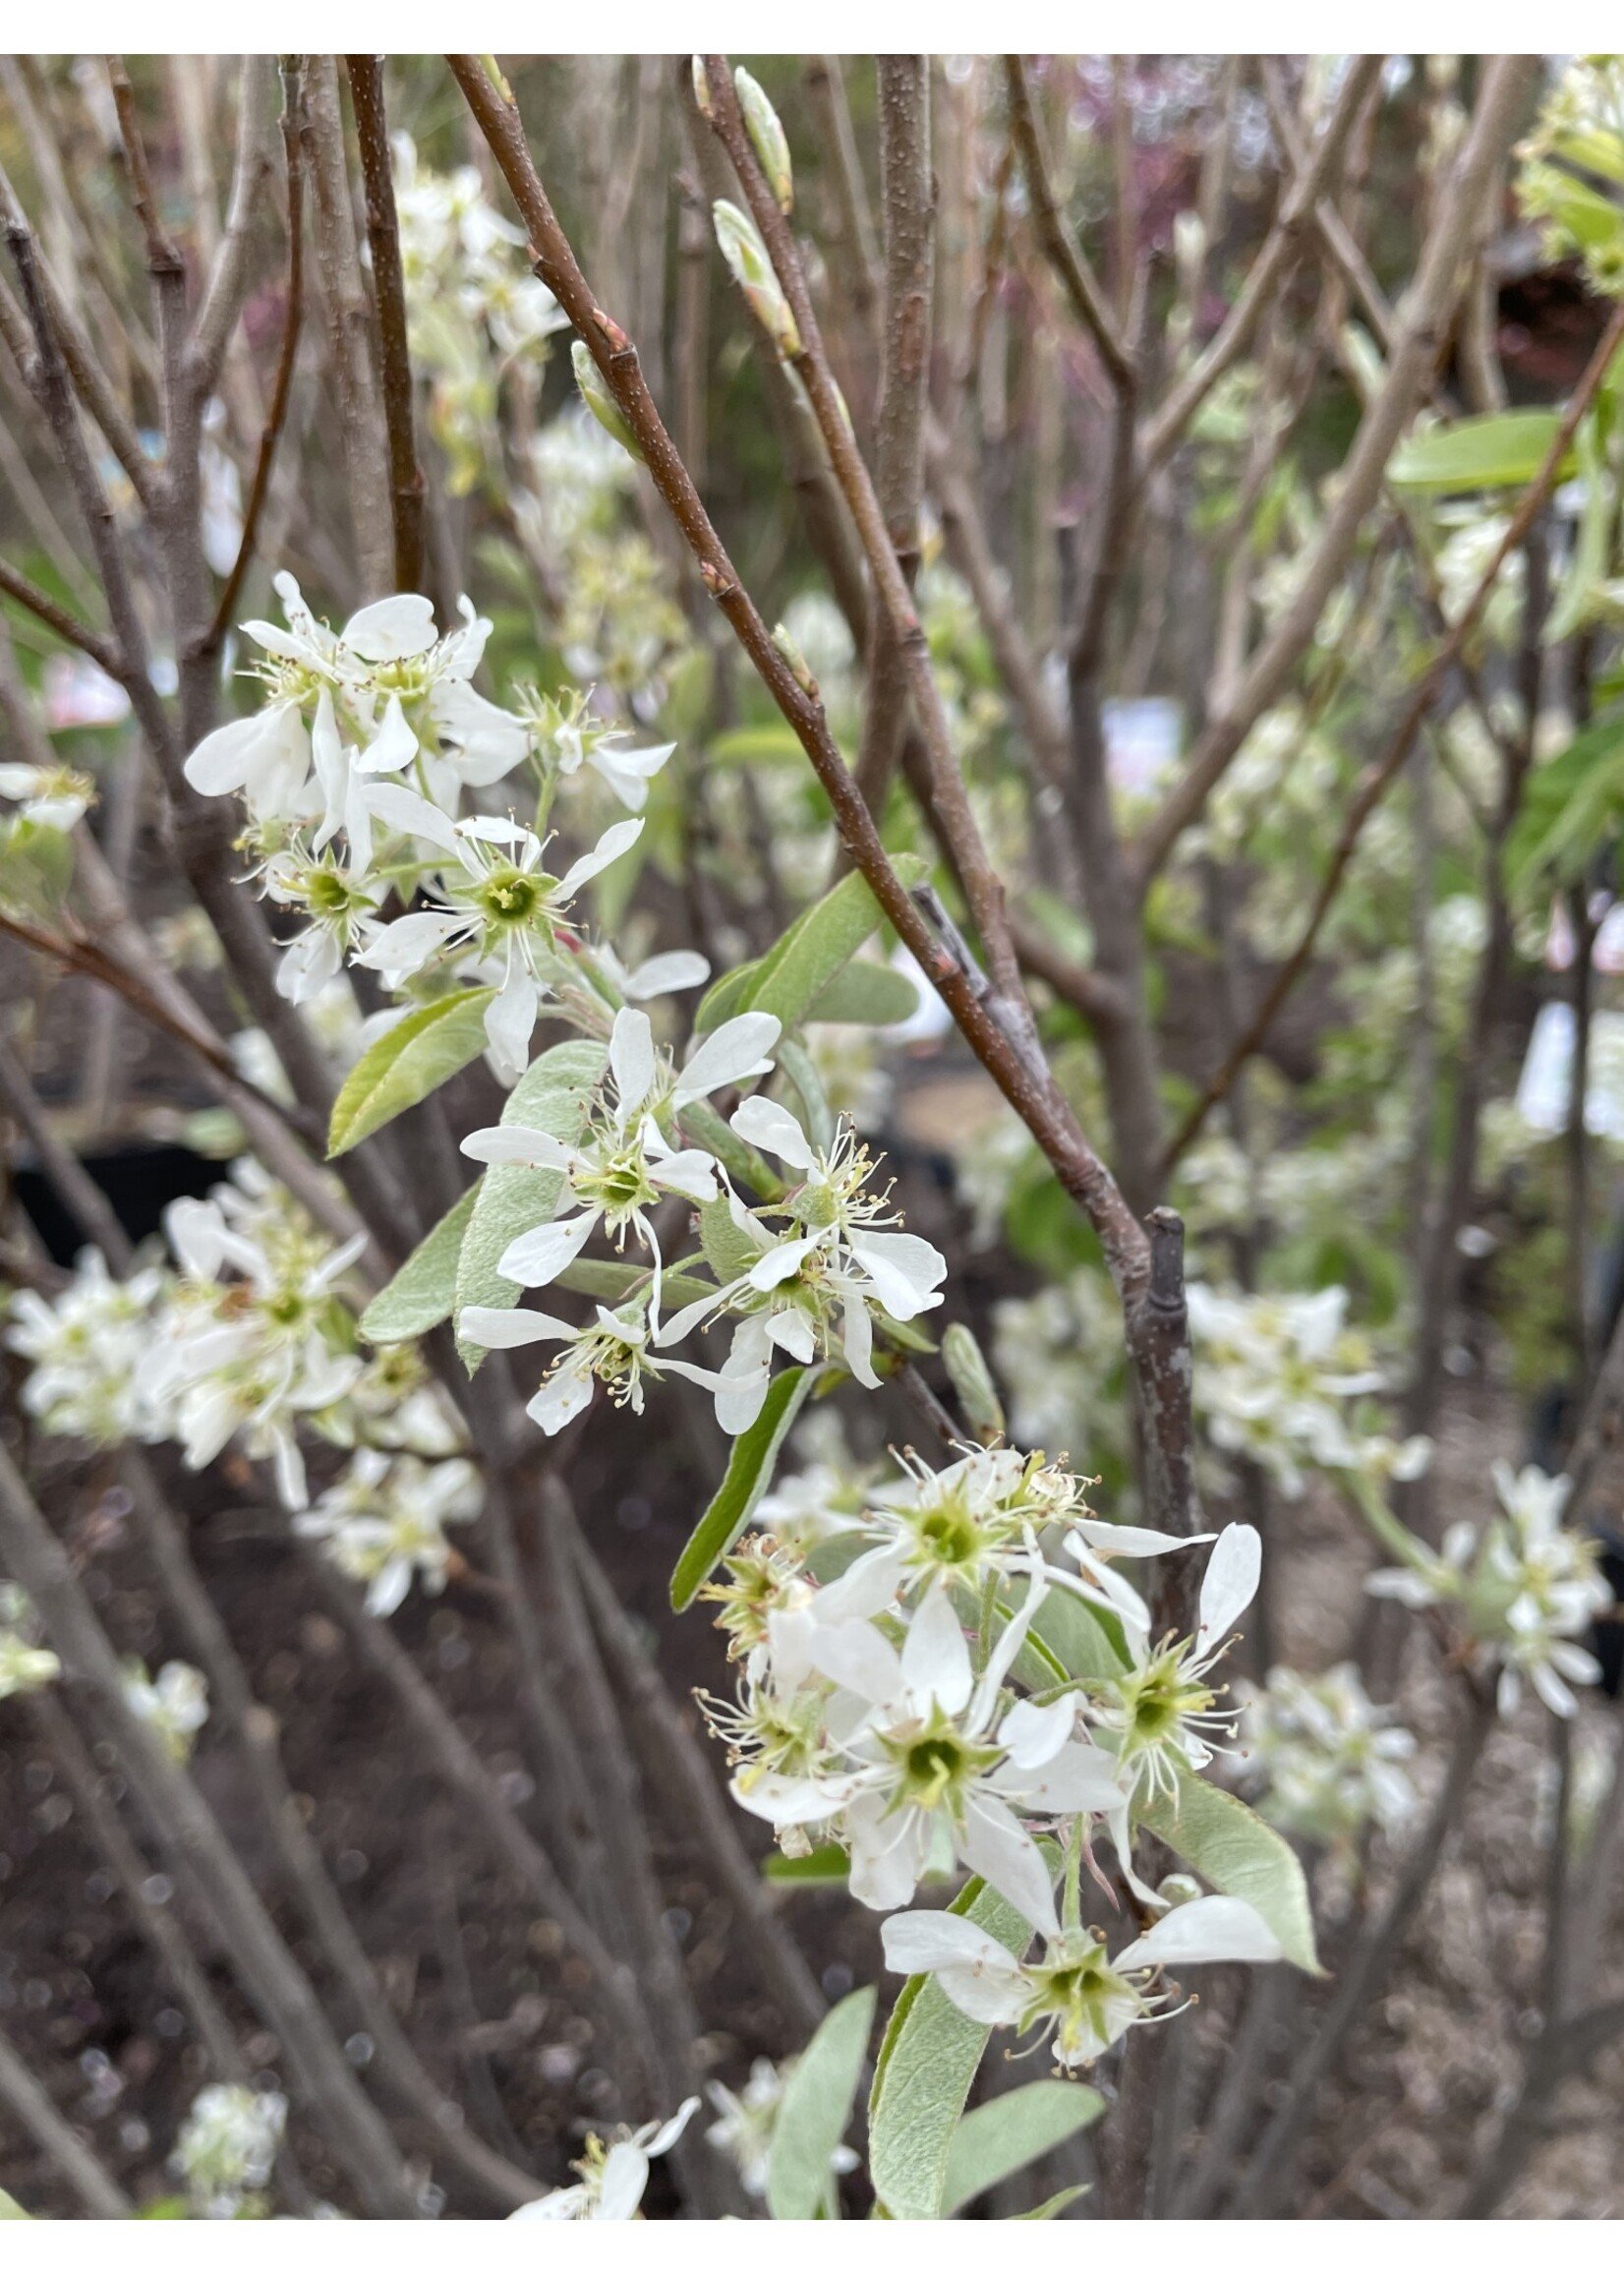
{"left": 1116, "top": 1895, "right": 1282, "bottom": 1972}
{"left": 841, "top": 1293, "right": 877, "bottom": 1388}
{"left": 622, "top": 950, "right": 710, "bottom": 1000}
{"left": 729, "top": 1094, "right": 813, "bottom": 1167}
{"left": 353, "top": 909, "right": 464, "bottom": 973}
{"left": 747, "top": 1235, "right": 818, "bottom": 1291}
{"left": 899, "top": 1585, "right": 972, "bottom": 1715}
{"left": 1197, "top": 1524, "right": 1261, "bottom": 1653}
{"left": 609, "top": 1007, "right": 657, "bottom": 1118}
{"left": 456, "top": 1307, "right": 579, "bottom": 1348}
{"left": 641, "top": 2097, "right": 700, "bottom": 2159}
{"left": 881, "top": 1909, "right": 1028, "bottom": 1985}
{"left": 558, "top": 816, "right": 643, "bottom": 896}
{"left": 357, "top": 690, "right": 419, "bottom": 774}
{"left": 650, "top": 1149, "right": 719, "bottom": 1202}
{"left": 527, "top": 1363, "right": 595, "bottom": 1434}
{"left": 673, "top": 1013, "right": 783, "bottom": 1105}
{"left": 958, "top": 1794, "right": 1059, "bottom": 1941}
{"left": 484, "top": 968, "right": 540, "bottom": 1079}
{"left": 497, "top": 1210, "right": 597, "bottom": 1286}
{"left": 848, "top": 1232, "right": 946, "bottom": 1320}
{"left": 341, "top": 593, "right": 437, "bottom": 661}
{"left": 807, "top": 1619, "right": 904, "bottom": 1707}
{"left": 998, "top": 1695, "right": 1077, "bottom": 1771}
{"left": 460, "top": 1126, "right": 572, "bottom": 1169}
{"left": 1072, "top": 1519, "right": 1212, "bottom": 1560}
{"left": 597, "top": 2142, "right": 650, "bottom": 2221}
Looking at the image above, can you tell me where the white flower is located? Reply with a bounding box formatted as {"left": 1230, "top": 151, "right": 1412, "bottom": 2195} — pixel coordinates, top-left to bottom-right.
{"left": 509, "top": 2099, "right": 699, "bottom": 2221}
{"left": 124, "top": 1659, "right": 209, "bottom": 1763}
{"left": 1235, "top": 1662, "right": 1417, "bottom": 1846}
{"left": 172, "top": 2083, "right": 287, "bottom": 2219}
{"left": 7, "top": 1249, "right": 166, "bottom": 1444}
{"left": 293, "top": 1450, "right": 482, "bottom": 1616}
{"left": 465, "top": 1008, "right": 778, "bottom": 1319}
{"left": 658, "top": 1109, "right": 946, "bottom": 1429}
{"left": 880, "top": 1893, "right": 1282, "bottom": 2070}
{"left": 0, "top": 1590, "right": 59, "bottom": 1701}
{"left": 706, "top": 2057, "right": 857, "bottom": 2199}
{"left": 459, "top": 1297, "right": 762, "bottom": 1438}
{"left": 356, "top": 814, "right": 643, "bottom": 1079}
{"left": 733, "top": 1570, "right": 1125, "bottom": 1934}
{"left": 0, "top": 760, "right": 94, "bottom": 832}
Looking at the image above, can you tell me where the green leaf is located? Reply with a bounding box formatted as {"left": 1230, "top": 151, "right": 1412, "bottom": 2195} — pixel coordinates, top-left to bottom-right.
{"left": 327, "top": 989, "right": 495, "bottom": 1156}
{"left": 804, "top": 962, "right": 921, "bottom": 1026}
{"left": 691, "top": 962, "right": 760, "bottom": 1034}
{"left": 1388, "top": 409, "right": 1567, "bottom": 493}
{"left": 941, "top": 2080, "right": 1104, "bottom": 2217}
{"left": 1014, "top": 2185, "right": 1089, "bottom": 2220}
{"left": 697, "top": 1191, "right": 765, "bottom": 1285}
{"left": 0, "top": 2188, "right": 29, "bottom": 2219}
{"left": 552, "top": 1257, "right": 718, "bottom": 1312}
{"left": 452, "top": 1039, "right": 606, "bottom": 1366}
{"left": 869, "top": 1877, "right": 1034, "bottom": 2221}
{"left": 1506, "top": 712, "right": 1624, "bottom": 900}
{"left": 766, "top": 1986, "right": 876, "bottom": 2222}
{"left": 1027, "top": 1584, "right": 1131, "bottom": 1685}
{"left": 359, "top": 1186, "right": 478, "bottom": 1343}
{"left": 693, "top": 855, "right": 927, "bottom": 1032}
{"left": 1134, "top": 1763, "right": 1321, "bottom": 1974}
{"left": 670, "top": 1367, "right": 814, "bottom": 1608}
{"left": 764, "top": 1845, "right": 850, "bottom": 1885}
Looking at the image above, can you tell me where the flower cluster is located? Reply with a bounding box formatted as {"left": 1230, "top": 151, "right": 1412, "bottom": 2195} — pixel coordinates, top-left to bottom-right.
{"left": 6, "top": 1249, "right": 166, "bottom": 1444}
{"left": 170, "top": 2082, "right": 287, "bottom": 2220}
{"left": 706, "top": 2057, "right": 859, "bottom": 2201}
{"left": 1234, "top": 1661, "right": 1417, "bottom": 1848}
{"left": 183, "top": 578, "right": 674, "bottom": 1079}
{"left": 1187, "top": 1283, "right": 1429, "bottom": 1498}
{"left": 699, "top": 1436, "right": 1284, "bottom": 2070}
{"left": 1366, "top": 1461, "right": 1611, "bottom": 1717}
{"left": 460, "top": 1019, "right": 946, "bottom": 1438}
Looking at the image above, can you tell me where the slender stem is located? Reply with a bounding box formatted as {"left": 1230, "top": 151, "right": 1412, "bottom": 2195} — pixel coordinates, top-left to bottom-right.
{"left": 0, "top": 2028, "right": 132, "bottom": 2218}
{"left": 345, "top": 57, "right": 425, "bottom": 594}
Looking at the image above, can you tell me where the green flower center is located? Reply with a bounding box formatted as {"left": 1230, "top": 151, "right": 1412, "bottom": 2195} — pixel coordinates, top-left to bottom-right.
{"left": 479, "top": 866, "right": 550, "bottom": 927}
{"left": 885, "top": 1703, "right": 1003, "bottom": 1814}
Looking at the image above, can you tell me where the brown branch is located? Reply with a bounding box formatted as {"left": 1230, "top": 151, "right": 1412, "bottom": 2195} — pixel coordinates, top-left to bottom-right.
{"left": 0, "top": 554, "right": 119, "bottom": 671}
{"left": 1003, "top": 56, "right": 1134, "bottom": 394}
{"left": 1132, "top": 56, "right": 1541, "bottom": 886}
{"left": 345, "top": 57, "right": 425, "bottom": 593}
{"left": 205, "top": 61, "right": 306, "bottom": 654}
{"left": 448, "top": 55, "right": 1148, "bottom": 1298}
{"left": 189, "top": 58, "right": 279, "bottom": 395}
{"left": 105, "top": 57, "right": 183, "bottom": 278}
{"left": 1160, "top": 291, "right": 1624, "bottom": 1180}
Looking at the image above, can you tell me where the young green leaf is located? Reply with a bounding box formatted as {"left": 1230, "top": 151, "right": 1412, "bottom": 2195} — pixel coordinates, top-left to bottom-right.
{"left": 452, "top": 1038, "right": 606, "bottom": 1368}
{"left": 358, "top": 1185, "right": 479, "bottom": 1343}
{"left": 765, "top": 1985, "right": 875, "bottom": 2222}
{"left": 327, "top": 989, "right": 496, "bottom": 1156}
{"left": 0, "top": 2189, "right": 29, "bottom": 2219}
{"left": 869, "top": 1876, "right": 1035, "bottom": 2221}
{"left": 1388, "top": 408, "right": 1567, "bottom": 492}
{"left": 669, "top": 1365, "right": 813, "bottom": 1609}
{"left": 1505, "top": 711, "right": 1624, "bottom": 901}
{"left": 940, "top": 2079, "right": 1104, "bottom": 2218}
{"left": 693, "top": 855, "right": 928, "bottom": 1033}
{"left": 1014, "top": 2185, "right": 1090, "bottom": 2220}
{"left": 803, "top": 961, "right": 921, "bottom": 1027}
{"left": 1134, "top": 1763, "right": 1321, "bottom": 1974}
{"left": 763, "top": 1845, "right": 850, "bottom": 1885}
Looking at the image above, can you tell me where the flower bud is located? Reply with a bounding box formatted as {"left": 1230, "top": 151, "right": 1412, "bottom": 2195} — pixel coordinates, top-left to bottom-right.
{"left": 735, "top": 66, "right": 793, "bottom": 213}
{"left": 771, "top": 622, "right": 819, "bottom": 700}
{"left": 571, "top": 340, "right": 643, "bottom": 462}
{"left": 713, "top": 199, "right": 801, "bottom": 359}
{"left": 943, "top": 1322, "right": 1005, "bottom": 1443}
{"left": 690, "top": 55, "right": 712, "bottom": 119}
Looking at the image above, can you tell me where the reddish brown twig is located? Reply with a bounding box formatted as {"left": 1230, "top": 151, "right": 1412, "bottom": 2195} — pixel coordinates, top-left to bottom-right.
{"left": 0, "top": 555, "right": 120, "bottom": 671}
{"left": 345, "top": 56, "right": 425, "bottom": 594}
{"left": 204, "top": 60, "right": 306, "bottom": 654}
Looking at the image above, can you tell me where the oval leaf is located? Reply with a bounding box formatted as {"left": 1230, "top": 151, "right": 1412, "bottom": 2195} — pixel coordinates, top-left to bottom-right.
{"left": 765, "top": 1985, "right": 875, "bottom": 2221}
{"left": 869, "top": 1876, "right": 1034, "bottom": 2221}
{"left": 1133, "top": 1761, "right": 1320, "bottom": 1974}
{"left": 669, "top": 1365, "right": 813, "bottom": 1609}
{"left": 327, "top": 989, "right": 495, "bottom": 1157}
{"left": 1388, "top": 409, "right": 1566, "bottom": 493}
{"left": 694, "top": 854, "right": 927, "bottom": 1032}
{"left": 804, "top": 961, "right": 921, "bottom": 1027}
{"left": 359, "top": 1184, "right": 478, "bottom": 1344}
{"left": 941, "top": 2078, "right": 1104, "bottom": 2218}
{"left": 453, "top": 1038, "right": 606, "bottom": 1368}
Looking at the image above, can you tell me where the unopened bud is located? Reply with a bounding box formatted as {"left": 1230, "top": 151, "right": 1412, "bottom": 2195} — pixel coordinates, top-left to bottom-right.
{"left": 943, "top": 1323, "right": 1005, "bottom": 1444}
{"left": 713, "top": 199, "right": 801, "bottom": 359}
{"left": 1157, "top": 1873, "right": 1203, "bottom": 1910}
{"left": 735, "top": 66, "right": 793, "bottom": 213}
{"left": 771, "top": 622, "right": 819, "bottom": 699}
{"left": 690, "top": 55, "right": 713, "bottom": 119}
{"left": 571, "top": 340, "right": 643, "bottom": 461}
